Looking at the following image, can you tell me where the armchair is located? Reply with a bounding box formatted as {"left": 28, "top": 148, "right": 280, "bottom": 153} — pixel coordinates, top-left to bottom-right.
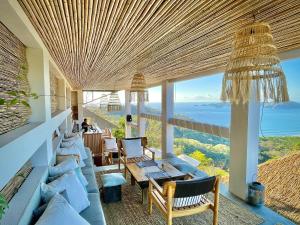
{"left": 148, "top": 174, "right": 220, "bottom": 225}
{"left": 102, "top": 137, "right": 118, "bottom": 165}
{"left": 117, "top": 137, "right": 155, "bottom": 178}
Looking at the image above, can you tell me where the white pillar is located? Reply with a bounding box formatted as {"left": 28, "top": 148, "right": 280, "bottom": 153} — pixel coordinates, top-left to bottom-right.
{"left": 26, "top": 48, "right": 53, "bottom": 165}
{"left": 26, "top": 48, "right": 51, "bottom": 122}
{"left": 125, "top": 90, "right": 132, "bottom": 138}
{"left": 229, "top": 83, "right": 260, "bottom": 200}
{"left": 137, "top": 93, "right": 146, "bottom": 137}
{"left": 161, "top": 81, "right": 174, "bottom": 159}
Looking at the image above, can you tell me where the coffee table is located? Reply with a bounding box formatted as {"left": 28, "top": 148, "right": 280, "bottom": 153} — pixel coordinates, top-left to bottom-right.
{"left": 126, "top": 160, "right": 186, "bottom": 203}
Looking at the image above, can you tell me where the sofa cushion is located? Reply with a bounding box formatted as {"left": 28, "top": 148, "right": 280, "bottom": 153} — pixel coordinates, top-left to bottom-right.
{"left": 41, "top": 171, "right": 90, "bottom": 213}
{"left": 121, "top": 139, "right": 143, "bottom": 158}
{"left": 61, "top": 138, "right": 88, "bottom": 160}
{"left": 80, "top": 193, "right": 106, "bottom": 225}
{"left": 35, "top": 194, "right": 90, "bottom": 225}
{"left": 49, "top": 157, "right": 78, "bottom": 177}
{"left": 83, "top": 158, "right": 94, "bottom": 167}
{"left": 84, "top": 172, "right": 99, "bottom": 193}
{"left": 81, "top": 166, "right": 94, "bottom": 176}
{"left": 57, "top": 147, "right": 86, "bottom": 167}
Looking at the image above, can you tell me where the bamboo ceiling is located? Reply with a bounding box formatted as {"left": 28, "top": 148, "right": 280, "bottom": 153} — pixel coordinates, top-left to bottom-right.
{"left": 18, "top": 0, "right": 300, "bottom": 90}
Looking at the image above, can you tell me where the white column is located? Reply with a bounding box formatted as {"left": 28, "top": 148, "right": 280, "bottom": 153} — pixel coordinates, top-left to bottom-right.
{"left": 26, "top": 48, "right": 51, "bottom": 122}
{"left": 125, "top": 90, "right": 132, "bottom": 138}
{"left": 137, "top": 93, "right": 146, "bottom": 137}
{"left": 161, "top": 80, "right": 174, "bottom": 159}
{"left": 229, "top": 83, "right": 260, "bottom": 200}
{"left": 26, "top": 48, "right": 53, "bottom": 165}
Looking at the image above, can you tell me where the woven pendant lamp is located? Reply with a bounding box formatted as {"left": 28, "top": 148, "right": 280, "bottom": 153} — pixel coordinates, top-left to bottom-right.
{"left": 107, "top": 92, "right": 121, "bottom": 112}
{"left": 130, "top": 73, "right": 149, "bottom": 102}
{"left": 221, "top": 21, "right": 289, "bottom": 104}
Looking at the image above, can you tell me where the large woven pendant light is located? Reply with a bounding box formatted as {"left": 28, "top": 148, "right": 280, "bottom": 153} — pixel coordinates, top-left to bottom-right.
{"left": 221, "top": 21, "right": 289, "bottom": 104}
{"left": 130, "top": 73, "right": 149, "bottom": 102}
{"left": 107, "top": 92, "right": 121, "bottom": 112}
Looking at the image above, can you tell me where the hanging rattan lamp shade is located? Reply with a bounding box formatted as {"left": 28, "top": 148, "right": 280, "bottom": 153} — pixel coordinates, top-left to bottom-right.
{"left": 130, "top": 73, "right": 149, "bottom": 102}
{"left": 107, "top": 92, "right": 121, "bottom": 112}
{"left": 221, "top": 21, "right": 289, "bottom": 104}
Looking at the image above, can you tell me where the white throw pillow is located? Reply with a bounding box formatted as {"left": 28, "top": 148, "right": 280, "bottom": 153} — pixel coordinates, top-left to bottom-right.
{"left": 122, "top": 139, "right": 143, "bottom": 158}
{"left": 104, "top": 138, "right": 117, "bottom": 150}
{"left": 64, "top": 132, "right": 80, "bottom": 139}
{"left": 49, "top": 157, "right": 78, "bottom": 177}
{"left": 61, "top": 138, "right": 88, "bottom": 160}
{"left": 41, "top": 175, "right": 68, "bottom": 203}
{"left": 57, "top": 147, "right": 86, "bottom": 167}
{"left": 35, "top": 194, "right": 90, "bottom": 225}
{"left": 41, "top": 171, "right": 90, "bottom": 213}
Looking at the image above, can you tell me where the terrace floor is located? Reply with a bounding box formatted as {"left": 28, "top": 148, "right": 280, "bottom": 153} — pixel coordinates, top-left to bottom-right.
{"left": 95, "top": 164, "right": 296, "bottom": 225}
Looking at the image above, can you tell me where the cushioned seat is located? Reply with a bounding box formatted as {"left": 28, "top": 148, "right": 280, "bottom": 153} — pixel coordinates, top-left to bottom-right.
{"left": 84, "top": 172, "right": 99, "bottom": 193}
{"left": 81, "top": 165, "right": 94, "bottom": 175}
{"left": 85, "top": 148, "right": 93, "bottom": 160}
{"left": 80, "top": 193, "right": 106, "bottom": 225}
{"left": 83, "top": 158, "right": 94, "bottom": 167}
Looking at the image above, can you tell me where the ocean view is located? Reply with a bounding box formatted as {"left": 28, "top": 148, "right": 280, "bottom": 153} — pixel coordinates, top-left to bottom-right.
{"left": 144, "top": 102, "right": 300, "bottom": 136}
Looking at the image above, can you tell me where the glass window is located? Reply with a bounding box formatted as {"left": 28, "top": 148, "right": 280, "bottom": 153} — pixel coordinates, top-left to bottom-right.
{"left": 174, "top": 74, "right": 230, "bottom": 127}
{"left": 174, "top": 126, "right": 230, "bottom": 182}
{"left": 144, "top": 85, "right": 162, "bottom": 115}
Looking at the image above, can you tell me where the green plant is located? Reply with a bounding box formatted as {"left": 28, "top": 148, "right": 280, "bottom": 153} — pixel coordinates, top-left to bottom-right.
{"left": 0, "top": 194, "right": 8, "bottom": 220}
{"left": 0, "top": 64, "right": 38, "bottom": 109}
{"left": 112, "top": 118, "right": 125, "bottom": 139}
{"left": 0, "top": 90, "right": 38, "bottom": 109}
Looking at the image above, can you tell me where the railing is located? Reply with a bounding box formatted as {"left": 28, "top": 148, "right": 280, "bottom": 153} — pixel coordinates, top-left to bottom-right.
{"left": 140, "top": 112, "right": 230, "bottom": 138}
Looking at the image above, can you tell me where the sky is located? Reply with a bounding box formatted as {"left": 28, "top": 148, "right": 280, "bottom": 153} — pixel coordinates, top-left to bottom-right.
{"left": 146, "top": 57, "right": 300, "bottom": 103}
{"left": 85, "top": 58, "right": 299, "bottom": 104}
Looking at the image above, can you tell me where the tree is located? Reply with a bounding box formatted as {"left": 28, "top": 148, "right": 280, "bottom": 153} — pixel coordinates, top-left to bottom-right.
{"left": 112, "top": 117, "right": 125, "bottom": 139}
{"left": 189, "top": 150, "right": 213, "bottom": 166}
{"left": 145, "top": 119, "right": 162, "bottom": 149}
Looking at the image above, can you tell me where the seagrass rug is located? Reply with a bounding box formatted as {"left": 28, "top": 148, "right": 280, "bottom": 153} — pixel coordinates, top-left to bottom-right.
{"left": 96, "top": 171, "right": 263, "bottom": 225}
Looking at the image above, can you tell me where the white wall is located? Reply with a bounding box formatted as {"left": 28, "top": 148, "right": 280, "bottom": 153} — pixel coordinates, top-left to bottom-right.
{"left": 0, "top": 0, "right": 72, "bottom": 190}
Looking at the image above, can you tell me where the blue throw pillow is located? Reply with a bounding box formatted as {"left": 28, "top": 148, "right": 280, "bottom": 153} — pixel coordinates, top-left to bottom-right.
{"left": 173, "top": 163, "right": 197, "bottom": 173}
{"left": 101, "top": 173, "right": 126, "bottom": 187}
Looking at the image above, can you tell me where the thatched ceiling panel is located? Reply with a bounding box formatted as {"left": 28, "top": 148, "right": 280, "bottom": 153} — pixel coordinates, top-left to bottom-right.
{"left": 18, "top": 0, "right": 300, "bottom": 90}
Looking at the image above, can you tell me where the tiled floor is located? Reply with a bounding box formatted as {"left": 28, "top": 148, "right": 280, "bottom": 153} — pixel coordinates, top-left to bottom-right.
{"left": 94, "top": 165, "right": 296, "bottom": 225}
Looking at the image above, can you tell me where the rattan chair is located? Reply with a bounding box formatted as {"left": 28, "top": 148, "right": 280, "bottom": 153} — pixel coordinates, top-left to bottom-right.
{"left": 117, "top": 137, "right": 155, "bottom": 178}
{"left": 148, "top": 174, "right": 220, "bottom": 225}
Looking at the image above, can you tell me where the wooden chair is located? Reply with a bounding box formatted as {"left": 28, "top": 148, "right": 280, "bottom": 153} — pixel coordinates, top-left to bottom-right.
{"left": 117, "top": 137, "right": 155, "bottom": 178}
{"left": 148, "top": 174, "right": 220, "bottom": 225}
{"left": 102, "top": 137, "right": 118, "bottom": 165}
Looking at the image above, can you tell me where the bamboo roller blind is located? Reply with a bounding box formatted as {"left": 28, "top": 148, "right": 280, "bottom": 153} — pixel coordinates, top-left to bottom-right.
{"left": 0, "top": 22, "right": 31, "bottom": 135}
{"left": 18, "top": 0, "right": 300, "bottom": 90}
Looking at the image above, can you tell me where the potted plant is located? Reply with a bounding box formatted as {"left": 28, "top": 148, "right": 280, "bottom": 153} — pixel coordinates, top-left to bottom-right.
{"left": 0, "top": 194, "right": 8, "bottom": 220}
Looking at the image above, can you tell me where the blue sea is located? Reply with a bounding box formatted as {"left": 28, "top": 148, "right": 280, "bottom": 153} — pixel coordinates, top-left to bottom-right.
{"left": 144, "top": 102, "right": 300, "bottom": 136}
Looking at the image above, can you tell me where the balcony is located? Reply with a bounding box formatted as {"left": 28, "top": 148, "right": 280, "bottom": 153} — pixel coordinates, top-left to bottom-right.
{"left": 0, "top": 0, "right": 299, "bottom": 225}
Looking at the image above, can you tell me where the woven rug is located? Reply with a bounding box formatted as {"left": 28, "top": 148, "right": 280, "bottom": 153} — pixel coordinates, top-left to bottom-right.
{"left": 96, "top": 171, "right": 263, "bottom": 225}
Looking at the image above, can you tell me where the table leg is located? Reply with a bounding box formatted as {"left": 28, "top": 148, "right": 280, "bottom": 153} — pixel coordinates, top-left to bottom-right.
{"left": 131, "top": 174, "right": 135, "bottom": 186}
{"left": 142, "top": 188, "right": 148, "bottom": 204}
